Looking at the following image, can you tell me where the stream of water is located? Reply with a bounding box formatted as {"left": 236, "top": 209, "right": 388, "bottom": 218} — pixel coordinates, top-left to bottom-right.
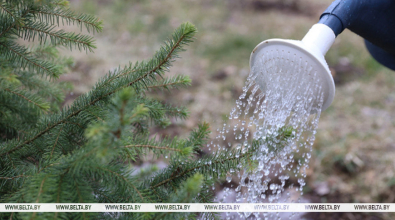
{"left": 208, "top": 54, "right": 324, "bottom": 219}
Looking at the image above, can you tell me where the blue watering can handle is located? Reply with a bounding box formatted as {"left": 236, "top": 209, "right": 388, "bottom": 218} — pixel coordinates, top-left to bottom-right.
{"left": 318, "top": 0, "right": 395, "bottom": 70}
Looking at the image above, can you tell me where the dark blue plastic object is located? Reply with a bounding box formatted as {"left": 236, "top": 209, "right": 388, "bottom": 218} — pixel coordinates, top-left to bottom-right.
{"left": 318, "top": 0, "right": 395, "bottom": 71}
{"left": 365, "top": 40, "right": 395, "bottom": 71}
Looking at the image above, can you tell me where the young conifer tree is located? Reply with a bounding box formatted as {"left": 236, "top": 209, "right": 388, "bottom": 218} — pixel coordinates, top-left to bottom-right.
{"left": 0, "top": 1, "right": 269, "bottom": 219}
{"left": 0, "top": 0, "right": 297, "bottom": 219}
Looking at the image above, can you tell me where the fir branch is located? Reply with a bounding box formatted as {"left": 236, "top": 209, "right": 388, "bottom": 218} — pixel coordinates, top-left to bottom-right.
{"left": 30, "top": 175, "right": 50, "bottom": 220}
{"left": 151, "top": 173, "right": 203, "bottom": 220}
{"left": 137, "top": 97, "right": 189, "bottom": 123}
{"left": 3, "top": 88, "right": 50, "bottom": 111}
{"left": 38, "top": 163, "right": 60, "bottom": 174}
{"left": 123, "top": 134, "right": 193, "bottom": 160}
{"left": 7, "top": 153, "right": 15, "bottom": 169}
{"left": 35, "top": 175, "right": 48, "bottom": 203}
{"left": 0, "top": 23, "right": 197, "bottom": 157}
{"left": 150, "top": 150, "right": 244, "bottom": 189}
{"left": 49, "top": 124, "right": 64, "bottom": 159}
{"left": 187, "top": 122, "right": 210, "bottom": 151}
{"left": 29, "top": 6, "right": 103, "bottom": 33}
{"left": 73, "top": 177, "right": 84, "bottom": 203}
{"left": 98, "top": 22, "right": 196, "bottom": 93}
{"left": 152, "top": 188, "right": 165, "bottom": 202}
{"left": 0, "top": 109, "right": 81, "bottom": 156}
{"left": 54, "top": 174, "right": 64, "bottom": 219}
{"left": 17, "top": 72, "right": 65, "bottom": 103}
{"left": 0, "top": 8, "right": 29, "bottom": 38}
{"left": 0, "top": 3, "right": 18, "bottom": 21}
{"left": 125, "top": 26, "right": 190, "bottom": 90}
{"left": 102, "top": 168, "right": 145, "bottom": 201}
{"left": 0, "top": 175, "right": 30, "bottom": 180}
{"left": 20, "top": 21, "right": 96, "bottom": 52}
{"left": 64, "top": 121, "right": 83, "bottom": 128}
{"left": 0, "top": 41, "right": 61, "bottom": 78}
{"left": 146, "top": 75, "right": 191, "bottom": 91}
{"left": 92, "top": 65, "right": 140, "bottom": 93}
{"left": 96, "top": 192, "right": 115, "bottom": 203}
{"left": 0, "top": 95, "right": 39, "bottom": 128}
{"left": 84, "top": 108, "right": 104, "bottom": 121}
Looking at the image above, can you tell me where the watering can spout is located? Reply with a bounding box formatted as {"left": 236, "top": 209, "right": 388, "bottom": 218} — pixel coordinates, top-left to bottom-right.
{"left": 318, "top": 0, "right": 395, "bottom": 71}
{"left": 301, "top": 24, "right": 335, "bottom": 57}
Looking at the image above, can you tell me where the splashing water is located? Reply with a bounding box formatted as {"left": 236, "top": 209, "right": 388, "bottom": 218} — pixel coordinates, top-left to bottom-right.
{"left": 209, "top": 51, "right": 324, "bottom": 219}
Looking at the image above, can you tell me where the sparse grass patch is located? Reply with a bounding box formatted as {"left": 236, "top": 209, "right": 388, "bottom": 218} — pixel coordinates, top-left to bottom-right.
{"left": 202, "top": 34, "right": 261, "bottom": 69}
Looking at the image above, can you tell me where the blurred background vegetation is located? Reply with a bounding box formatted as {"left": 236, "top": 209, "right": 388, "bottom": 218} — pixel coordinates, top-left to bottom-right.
{"left": 61, "top": 0, "right": 395, "bottom": 219}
